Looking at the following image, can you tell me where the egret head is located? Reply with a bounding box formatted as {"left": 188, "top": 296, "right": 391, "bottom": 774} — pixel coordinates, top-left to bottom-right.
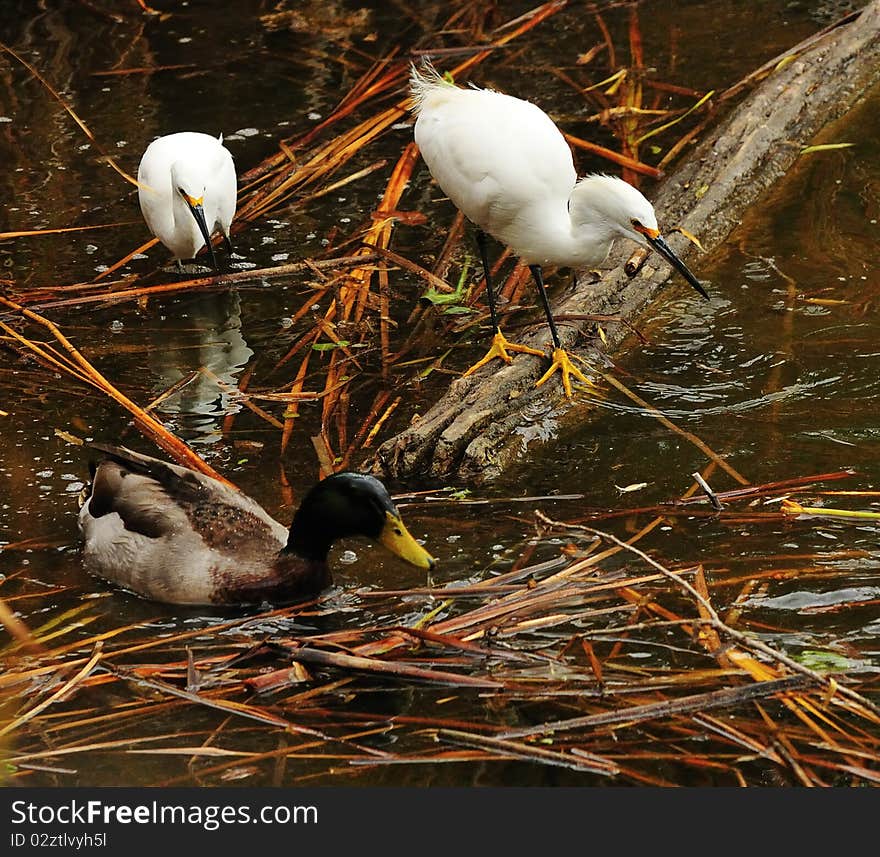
{"left": 169, "top": 161, "right": 218, "bottom": 269}
{"left": 571, "top": 174, "right": 708, "bottom": 300}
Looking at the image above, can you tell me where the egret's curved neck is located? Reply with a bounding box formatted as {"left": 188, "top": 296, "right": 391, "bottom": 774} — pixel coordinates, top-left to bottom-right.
{"left": 565, "top": 188, "right": 625, "bottom": 269}
{"left": 513, "top": 197, "right": 618, "bottom": 270}
{"left": 538, "top": 197, "right": 619, "bottom": 269}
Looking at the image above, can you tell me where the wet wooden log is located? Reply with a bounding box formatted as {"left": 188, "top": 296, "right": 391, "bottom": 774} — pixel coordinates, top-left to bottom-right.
{"left": 371, "top": 1, "right": 880, "bottom": 484}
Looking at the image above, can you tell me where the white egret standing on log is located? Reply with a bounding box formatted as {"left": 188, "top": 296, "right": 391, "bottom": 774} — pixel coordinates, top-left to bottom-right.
{"left": 409, "top": 62, "right": 709, "bottom": 397}
{"left": 137, "top": 132, "right": 237, "bottom": 271}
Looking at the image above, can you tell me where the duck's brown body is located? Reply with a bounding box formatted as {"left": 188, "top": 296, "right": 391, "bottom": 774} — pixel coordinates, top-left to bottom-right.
{"left": 79, "top": 446, "right": 328, "bottom": 605}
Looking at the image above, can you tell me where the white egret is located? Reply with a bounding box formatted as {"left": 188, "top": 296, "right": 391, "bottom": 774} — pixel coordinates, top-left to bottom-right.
{"left": 410, "top": 63, "right": 709, "bottom": 397}
{"left": 137, "top": 131, "right": 237, "bottom": 271}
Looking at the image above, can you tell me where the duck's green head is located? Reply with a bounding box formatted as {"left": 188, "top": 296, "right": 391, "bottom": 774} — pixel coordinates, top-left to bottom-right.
{"left": 286, "top": 472, "right": 435, "bottom": 570}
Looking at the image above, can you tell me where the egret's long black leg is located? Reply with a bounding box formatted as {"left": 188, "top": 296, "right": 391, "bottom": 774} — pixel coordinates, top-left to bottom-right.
{"left": 223, "top": 233, "right": 234, "bottom": 256}
{"left": 529, "top": 264, "right": 561, "bottom": 350}
{"left": 461, "top": 229, "right": 544, "bottom": 378}
{"left": 475, "top": 228, "right": 500, "bottom": 333}
{"left": 529, "top": 264, "right": 591, "bottom": 398}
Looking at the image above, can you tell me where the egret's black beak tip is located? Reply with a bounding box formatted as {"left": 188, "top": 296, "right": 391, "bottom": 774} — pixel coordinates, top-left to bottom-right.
{"left": 186, "top": 200, "right": 220, "bottom": 271}
{"left": 648, "top": 233, "right": 709, "bottom": 302}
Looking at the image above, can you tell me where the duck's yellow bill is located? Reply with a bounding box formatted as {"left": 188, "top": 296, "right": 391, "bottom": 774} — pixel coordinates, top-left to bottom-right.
{"left": 379, "top": 511, "right": 436, "bottom": 570}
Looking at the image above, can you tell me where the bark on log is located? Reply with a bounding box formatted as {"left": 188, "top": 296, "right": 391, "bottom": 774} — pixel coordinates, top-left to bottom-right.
{"left": 370, "top": 1, "right": 880, "bottom": 484}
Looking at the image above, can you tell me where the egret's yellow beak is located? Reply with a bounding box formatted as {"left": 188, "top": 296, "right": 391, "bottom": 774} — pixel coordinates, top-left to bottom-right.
{"left": 633, "top": 223, "right": 660, "bottom": 241}
{"left": 379, "top": 510, "right": 436, "bottom": 571}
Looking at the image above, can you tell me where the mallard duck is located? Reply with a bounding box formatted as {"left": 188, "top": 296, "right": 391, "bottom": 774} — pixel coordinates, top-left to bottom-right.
{"left": 77, "top": 443, "right": 435, "bottom": 605}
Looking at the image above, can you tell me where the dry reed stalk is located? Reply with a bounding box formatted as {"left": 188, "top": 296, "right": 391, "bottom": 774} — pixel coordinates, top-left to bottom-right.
{"left": 499, "top": 675, "right": 812, "bottom": 739}
{"left": 6, "top": 733, "right": 218, "bottom": 767}
{"left": 280, "top": 347, "right": 317, "bottom": 455}
{"left": 602, "top": 372, "right": 750, "bottom": 486}
{"left": 353, "top": 572, "right": 666, "bottom": 661}
{"left": 276, "top": 143, "right": 420, "bottom": 466}
{"left": 155, "top": 725, "right": 393, "bottom": 787}
{"left": 295, "top": 159, "right": 390, "bottom": 208}
{"left": 4, "top": 603, "right": 321, "bottom": 679}
{"left": 236, "top": 103, "right": 408, "bottom": 226}
{"left": 0, "top": 41, "right": 138, "bottom": 188}
{"left": 674, "top": 469, "right": 856, "bottom": 505}
{"left": 692, "top": 713, "right": 786, "bottom": 764}
{"left": 563, "top": 132, "right": 663, "bottom": 177}
{"left": 447, "top": 0, "right": 570, "bottom": 82}
{"left": 437, "top": 728, "right": 619, "bottom": 775}
{"left": 91, "top": 63, "right": 197, "bottom": 76}
{"left": 238, "top": 54, "right": 405, "bottom": 186}
{"left": 0, "top": 296, "right": 231, "bottom": 484}
{"left": 198, "top": 368, "right": 284, "bottom": 430}
{"left": 362, "top": 396, "right": 400, "bottom": 449}
{"left": 93, "top": 237, "right": 159, "bottom": 283}
{"left": 364, "top": 244, "right": 455, "bottom": 297}
{"left": 0, "top": 597, "right": 42, "bottom": 655}
{"left": 539, "top": 515, "right": 880, "bottom": 727}
{"left": 0, "top": 222, "right": 139, "bottom": 240}
{"left": 617, "top": 7, "right": 645, "bottom": 185}
{"left": 0, "top": 643, "right": 103, "bottom": 738}
{"left": 105, "top": 665, "right": 314, "bottom": 732}
{"left": 31, "top": 699, "right": 183, "bottom": 737}
{"left": 22, "top": 255, "right": 379, "bottom": 310}
{"left": 246, "top": 647, "right": 502, "bottom": 692}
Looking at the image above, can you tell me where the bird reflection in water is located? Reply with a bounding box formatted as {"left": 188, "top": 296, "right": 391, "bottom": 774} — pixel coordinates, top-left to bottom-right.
{"left": 147, "top": 290, "right": 254, "bottom": 446}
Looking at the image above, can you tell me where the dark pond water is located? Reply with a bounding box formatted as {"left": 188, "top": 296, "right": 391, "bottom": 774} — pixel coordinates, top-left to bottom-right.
{"left": 1, "top": 0, "right": 877, "bottom": 787}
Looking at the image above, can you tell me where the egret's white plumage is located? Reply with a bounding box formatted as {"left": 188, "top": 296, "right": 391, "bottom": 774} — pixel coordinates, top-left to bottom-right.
{"left": 137, "top": 132, "right": 237, "bottom": 269}
{"left": 410, "top": 63, "right": 708, "bottom": 396}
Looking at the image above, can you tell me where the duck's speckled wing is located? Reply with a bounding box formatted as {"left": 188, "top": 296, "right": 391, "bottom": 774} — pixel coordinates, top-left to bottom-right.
{"left": 78, "top": 444, "right": 291, "bottom": 604}
{"left": 85, "top": 443, "right": 288, "bottom": 549}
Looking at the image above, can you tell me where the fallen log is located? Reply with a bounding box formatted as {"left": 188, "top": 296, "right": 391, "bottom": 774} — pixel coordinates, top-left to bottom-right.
{"left": 370, "top": 0, "right": 880, "bottom": 484}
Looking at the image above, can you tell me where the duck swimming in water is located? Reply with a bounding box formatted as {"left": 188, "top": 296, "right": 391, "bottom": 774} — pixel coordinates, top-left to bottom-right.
{"left": 77, "top": 443, "right": 435, "bottom": 606}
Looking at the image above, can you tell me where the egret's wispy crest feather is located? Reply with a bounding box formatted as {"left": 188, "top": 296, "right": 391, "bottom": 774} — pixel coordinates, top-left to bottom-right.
{"left": 409, "top": 59, "right": 453, "bottom": 113}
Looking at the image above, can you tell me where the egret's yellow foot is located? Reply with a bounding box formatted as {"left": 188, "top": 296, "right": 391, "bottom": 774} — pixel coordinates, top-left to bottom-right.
{"left": 462, "top": 331, "right": 545, "bottom": 377}
{"left": 535, "top": 347, "right": 591, "bottom": 398}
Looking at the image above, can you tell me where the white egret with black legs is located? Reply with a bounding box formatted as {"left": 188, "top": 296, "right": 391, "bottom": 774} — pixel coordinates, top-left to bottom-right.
{"left": 137, "top": 131, "right": 237, "bottom": 271}
{"left": 409, "top": 62, "right": 709, "bottom": 397}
